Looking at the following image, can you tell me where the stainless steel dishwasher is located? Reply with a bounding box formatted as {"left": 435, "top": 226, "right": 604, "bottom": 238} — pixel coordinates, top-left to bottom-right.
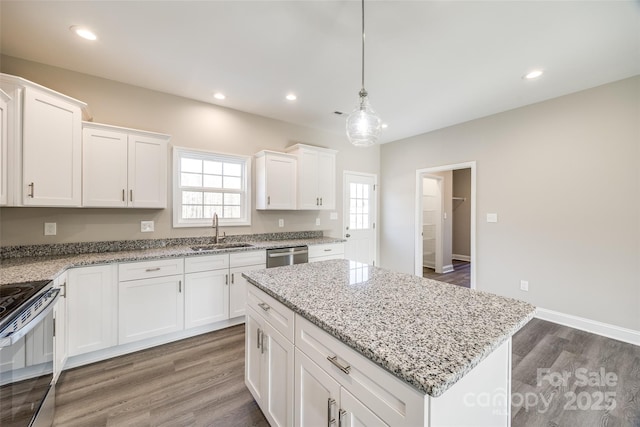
{"left": 266, "top": 246, "right": 308, "bottom": 268}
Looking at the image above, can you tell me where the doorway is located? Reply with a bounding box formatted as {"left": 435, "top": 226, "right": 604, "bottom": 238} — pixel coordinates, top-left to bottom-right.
{"left": 343, "top": 171, "right": 377, "bottom": 265}
{"left": 415, "top": 162, "right": 476, "bottom": 289}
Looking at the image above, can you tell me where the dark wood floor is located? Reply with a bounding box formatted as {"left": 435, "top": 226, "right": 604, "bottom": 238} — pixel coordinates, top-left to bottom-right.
{"left": 54, "top": 320, "right": 640, "bottom": 427}
{"left": 423, "top": 259, "right": 471, "bottom": 288}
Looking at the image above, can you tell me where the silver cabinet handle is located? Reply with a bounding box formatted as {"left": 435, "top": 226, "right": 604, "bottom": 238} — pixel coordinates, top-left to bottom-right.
{"left": 258, "top": 302, "right": 270, "bottom": 312}
{"left": 225, "top": 274, "right": 229, "bottom": 285}
{"left": 146, "top": 267, "right": 161, "bottom": 272}
{"left": 338, "top": 409, "right": 347, "bottom": 427}
{"left": 178, "top": 280, "right": 182, "bottom": 293}
{"left": 345, "top": 234, "right": 351, "bottom": 238}
{"left": 327, "top": 355, "right": 351, "bottom": 374}
{"left": 328, "top": 398, "right": 336, "bottom": 427}
{"left": 231, "top": 273, "right": 234, "bottom": 284}
{"left": 122, "top": 189, "right": 125, "bottom": 202}
{"left": 260, "top": 330, "right": 266, "bottom": 354}
{"left": 267, "top": 196, "right": 271, "bottom": 205}
{"left": 316, "top": 197, "right": 319, "bottom": 206}
{"left": 130, "top": 189, "right": 133, "bottom": 202}
{"left": 28, "top": 182, "right": 34, "bottom": 198}
{"left": 324, "top": 249, "right": 332, "bottom": 252}
{"left": 257, "top": 328, "right": 262, "bottom": 349}
{"left": 320, "top": 197, "right": 323, "bottom": 206}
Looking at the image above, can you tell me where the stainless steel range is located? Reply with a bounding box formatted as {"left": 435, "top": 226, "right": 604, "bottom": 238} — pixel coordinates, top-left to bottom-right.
{"left": 0, "top": 280, "right": 59, "bottom": 427}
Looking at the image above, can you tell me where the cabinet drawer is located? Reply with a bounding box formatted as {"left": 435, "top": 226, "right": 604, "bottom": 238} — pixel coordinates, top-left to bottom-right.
{"left": 309, "top": 243, "right": 344, "bottom": 259}
{"left": 295, "top": 315, "right": 424, "bottom": 426}
{"left": 230, "top": 250, "right": 266, "bottom": 268}
{"left": 119, "top": 258, "right": 184, "bottom": 281}
{"left": 185, "top": 254, "right": 229, "bottom": 273}
{"left": 247, "top": 284, "right": 295, "bottom": 343}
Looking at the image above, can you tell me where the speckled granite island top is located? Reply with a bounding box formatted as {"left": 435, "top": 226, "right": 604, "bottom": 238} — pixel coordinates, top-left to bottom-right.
{"left": 243, "top": 259, "right": 536, "bottom": 397}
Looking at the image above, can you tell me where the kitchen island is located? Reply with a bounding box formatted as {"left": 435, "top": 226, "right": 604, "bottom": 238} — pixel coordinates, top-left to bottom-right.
{"left": 243, "top": 259, "right": 535, "bottom": 427}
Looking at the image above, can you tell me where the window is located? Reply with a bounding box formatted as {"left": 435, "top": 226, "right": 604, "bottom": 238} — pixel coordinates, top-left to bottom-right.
{"left": 349, "top": 182, "right": 370, "bottom": 230}
{"left": 173, "top": 147, "right": 251, "bottom": 227}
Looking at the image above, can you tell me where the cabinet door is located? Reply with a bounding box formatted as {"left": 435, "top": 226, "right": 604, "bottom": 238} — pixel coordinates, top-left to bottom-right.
{"left": 22, "top": 87, "right": 81, "bottom": 206}
{"left": 296, "top": 149, "right": 319, "bottom": 210}
{"left": 184, "top": 270, "right": 229, "bottom": 329}
{"left": 264, "top": 154, "right": 296, "bottom": 210}
{"left": 295, "top": 349, "right": 341, "bottom": 427}
{"left": 0, "top": 92, "right": 8, "bottom": 206}
{"left": 128, "top": 134, "right": 167, "bottom": 208}
{"left": 245, "top": 307, "right": 265, "bottom": 404}
{"left": 229, "top": 264, "right": 264, "bottom": 318}
{"left": 118, "top": 274, "right": 184, "bottom": 344}
{"left": 340, "top": 387, "right": 388, "bottom": 427}
{"left": 67, "top": 265, "right": 117, "bottom": 357}
{"left": 82, "top": 126, "right": 128, "bottom": 207}
{"left": 317, "top": 150, "right": 336, "bottom": 210}
{"left": 263, "top": 321, "right": 295, "bottom": 427}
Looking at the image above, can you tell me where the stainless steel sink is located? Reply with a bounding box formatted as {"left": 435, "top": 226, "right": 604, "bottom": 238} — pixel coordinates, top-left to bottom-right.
{"left": 191, "top": 242, "right": 254, "bottom": 252}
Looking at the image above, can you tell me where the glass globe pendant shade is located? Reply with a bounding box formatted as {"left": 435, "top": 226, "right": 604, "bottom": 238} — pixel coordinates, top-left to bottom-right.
{"left": 346, "top": 92, "right": 382, "bottom": 147}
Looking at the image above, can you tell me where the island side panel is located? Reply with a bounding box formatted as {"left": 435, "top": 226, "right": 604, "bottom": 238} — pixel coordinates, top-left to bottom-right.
{"left": 429, "top": 338, "right": 511, "bottom": 427}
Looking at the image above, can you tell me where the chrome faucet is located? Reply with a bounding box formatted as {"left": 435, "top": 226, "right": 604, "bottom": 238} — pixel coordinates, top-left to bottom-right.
{"left": 212, "top": 212, "right": 220, "bottom": 244}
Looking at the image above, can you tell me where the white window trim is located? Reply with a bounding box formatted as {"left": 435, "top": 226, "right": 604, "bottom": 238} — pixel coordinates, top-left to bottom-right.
{"left": 172, "top": 146, "right": 252, "bottom": 228}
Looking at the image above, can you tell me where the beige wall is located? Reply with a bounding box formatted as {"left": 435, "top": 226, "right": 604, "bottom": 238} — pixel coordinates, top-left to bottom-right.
{"left": 452, "top": 168, "right": 471, "bottom": 257}
{"left": 380, "top": 76, "right": 640, "bottom": 331}
{"left": 0, "top": 55, "right": 379, "bottom": 245}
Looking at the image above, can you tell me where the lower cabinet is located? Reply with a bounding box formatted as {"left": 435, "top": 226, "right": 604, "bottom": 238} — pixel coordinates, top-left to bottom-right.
{"left": 118, "top": 274, "right": 184, "bottom": 344}
{"left": 67, "top": 264, "right": 117, "bottom": 357}
{"left": 308, "top": 243, "right": 345, "bottom": 263}
{"left": 184, "top": 269, "right": 228, "bottom": 329}
{"left": 246, "top": 306, "right": 294, "bottom": 427}
{"left": 53, "top": 272, "right": 68, "bottom": 381}
{"left": 229, "top": 251, "right": 266, "bottom": 318}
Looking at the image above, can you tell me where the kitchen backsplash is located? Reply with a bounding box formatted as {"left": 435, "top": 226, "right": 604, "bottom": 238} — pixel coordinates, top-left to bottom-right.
{"left": 0, "top": 230, "right": 323, "bottom": 259}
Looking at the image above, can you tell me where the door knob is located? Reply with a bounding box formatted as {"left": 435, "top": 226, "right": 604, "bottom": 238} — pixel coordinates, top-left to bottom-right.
{"left": 345, "top": 234, "right": 351, "bottom": 238}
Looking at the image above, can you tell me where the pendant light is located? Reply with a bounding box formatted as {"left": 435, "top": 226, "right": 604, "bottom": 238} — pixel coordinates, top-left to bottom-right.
{"left": 346, "top": 0, "right": 382, "bottom": 147}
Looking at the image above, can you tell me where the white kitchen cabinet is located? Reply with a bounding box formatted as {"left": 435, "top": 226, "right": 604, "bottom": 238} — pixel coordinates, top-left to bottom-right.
{"left": 295, "top": 348, "right": 340, "bottom": 427}
{"left": 0, "top": 89, "right": 10, "bottom": 206}
{"left": 184, "top": 254, "right": 230, "bottom": 329}
{"left": 286, "top": 144, "right": 337, "bottom": 210}
{"left": 246, "top": 286, "right": 295, "bottom": 426}
{"left": 67, "top": 265, "right": 117, "bottom": 357}
{"left": 255, "top": 150, "right": 296, "bottom": 210}
{"left": 308, "top": 243, "right": 345, "bottom": 262}
{"left": 0, "top": 74, "right": 87, "bottom": 207}
{"left": 82, "top": 122, "right": 170, "bottom": 208}
{"left": 229, "top": 250, "right": 266, "bottom": 318}
{"left": 245, "top": 306, "right": 294, "bottom": 427}
{"left": 118, "top": 259, "right": 185, "bottom": 344}
{"left": 53, "top": 272, "right": 68, "bottom": 381}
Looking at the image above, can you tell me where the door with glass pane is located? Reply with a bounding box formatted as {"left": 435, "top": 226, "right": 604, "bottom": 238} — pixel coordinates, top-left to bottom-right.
{"left": 343, "top": 172, "right": 377, "bottom": 265}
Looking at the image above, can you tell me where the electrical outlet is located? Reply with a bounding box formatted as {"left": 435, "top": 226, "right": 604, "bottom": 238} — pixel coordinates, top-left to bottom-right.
{"left": 520, "top": 280, "right": 529, "bottom": 291}
{"left": 315, "top": 217, "right": 321, "bottom": 226}
{"left": 44, "top": 222, "right": 57, "bottom": 236}
{"left": 141, "top": 221, "right": 155, "bottom": 232}
{"left": 278, "top": 219, "right": 284, "bottom": 228}
{"left": 487, "top": 213, "right": 498, "bottom": 223}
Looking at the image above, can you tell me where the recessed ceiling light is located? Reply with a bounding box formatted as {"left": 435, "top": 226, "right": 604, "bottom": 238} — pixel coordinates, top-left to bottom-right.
{"left": 70, "top": 26, "right": 97, "bottom": 41}
{"left": 286, "top": 94, "right": 297, "bottom": 101}
{"left": 213, "top": 93, "right": 226, "bottom": 100}
{"left": 381, "top": 123, "right": 388, "bottom": 129}
{"left": 524, "top": 69, "right": 544, "bottom": 80}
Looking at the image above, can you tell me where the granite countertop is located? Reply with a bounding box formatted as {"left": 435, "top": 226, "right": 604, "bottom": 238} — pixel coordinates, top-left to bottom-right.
{"left": 242, "top": 259, "right": 536, "bottom": 398}
{"left": 0, "top": 236, "right": 344, "bottom": 285}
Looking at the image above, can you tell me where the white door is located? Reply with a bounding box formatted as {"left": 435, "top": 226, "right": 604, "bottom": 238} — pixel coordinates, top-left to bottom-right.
{"left": 245, "top": 307, "right": 265, "bottom": 404}
{"left": 184, "top": 269, "right": 229, "bottom": 329}
{"left": 263, "top": 321, "right": 294, "bottom": 427}
{"left": 295, "top": 349, "right": 341, "bottom": 427}
{"left": 82, "top": 126, "right": 128, "bottom": 207}
{"left": 421, "top": 175, "right": 443, "bottom": 272}
{"left": 343, "top": 172, "right": 377, "bottom": 265}
{"left": 128, "top": 134, "right": 167, "bottom": 208}
{"left": 229, "top": 265, "right": 262, "bottom": 318}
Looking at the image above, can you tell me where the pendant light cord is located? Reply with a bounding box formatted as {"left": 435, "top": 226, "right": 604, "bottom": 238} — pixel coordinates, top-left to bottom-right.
{"left": 360, "top": 0, "right": 367, "bottom": 96}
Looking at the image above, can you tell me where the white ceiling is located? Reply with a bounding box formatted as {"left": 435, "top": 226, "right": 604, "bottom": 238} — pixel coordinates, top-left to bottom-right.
{"left": 1, "top": 1, "right": 639, "bottom": 144}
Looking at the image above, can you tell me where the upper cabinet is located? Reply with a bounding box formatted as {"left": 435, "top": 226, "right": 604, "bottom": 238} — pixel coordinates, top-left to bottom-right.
{"left": 82, "top": 122, "right": 170, "bottom": 208}
{"left": 255, "top": 150, "right": 297, "bottom": 210}
{"left": 286, "top": 144, "right": 337, "bottom": 210}
{"left": 0, "top": 89, "right": 10, "bottom": 206}
{"left": 0, "top": 73, "right": 87, "bottom": 207}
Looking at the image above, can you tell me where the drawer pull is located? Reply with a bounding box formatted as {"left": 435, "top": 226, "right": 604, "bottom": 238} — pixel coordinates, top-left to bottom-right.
{"left": 145, "top": 267, "right": 161, "bottom": 272}
{"left": 258, "top": 302, "right": 270, "bottom": 312}
{"left": 327, "top": 355, "right": 351, "bottom": 374}
{"left": 328, "top": 398, "right": 336, "bottom": 426}
{"left": 339, "top": 409, "right": 347, "bottom": 427}
{"left": 324, "top": 249, "right": 332, "bottom": 252}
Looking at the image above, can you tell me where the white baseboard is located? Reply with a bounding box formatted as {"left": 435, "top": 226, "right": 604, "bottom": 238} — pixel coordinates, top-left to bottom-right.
{"left": 452, "top": 254, "right": 471, "bottom": 262}
{"left": 442, "top": 264, "right": 454, "bottom": 273}
{"left": 535, "top": 308, "right": 640, "bottom": 346}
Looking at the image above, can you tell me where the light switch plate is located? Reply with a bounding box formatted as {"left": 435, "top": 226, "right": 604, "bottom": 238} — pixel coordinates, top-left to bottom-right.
{"left": 486, "top": 213, "right": 498, "bottom": 223}
{"left": 315, "top": 218, "right": 321, "bottom": 226}
{"left": 141, "top": 221, "right": 154, "bottom": 232}
{"left": 278, "top": 219, "right": 284, "bottom": 228}
{"left": 44, "top": 222, "right": 57, "bottom": 236}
